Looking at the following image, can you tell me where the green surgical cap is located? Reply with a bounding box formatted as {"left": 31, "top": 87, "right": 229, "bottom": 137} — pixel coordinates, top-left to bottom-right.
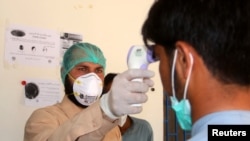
{"left": 61, "top": 42, "right": 106, "bottom": 84}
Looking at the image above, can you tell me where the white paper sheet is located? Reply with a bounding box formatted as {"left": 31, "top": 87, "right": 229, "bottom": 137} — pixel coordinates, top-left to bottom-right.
{"left": 23, "top": 78, "right": 62, "bottom": 107}
{"left": 59, "top": 32, "right": 83, "bottom": 62}
{"left": 4, "top": 24, "right": 60, "bottom": 67}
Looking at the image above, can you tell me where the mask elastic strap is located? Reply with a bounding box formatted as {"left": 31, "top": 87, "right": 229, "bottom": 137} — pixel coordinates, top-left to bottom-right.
{"left": 183, "top": 53, "right": 193, "bottom": 99}
{"left": 68, "top": 73, "right": 76, "bottom": 81}
{"left": 171, "top": 50, "right": 178, "bottom": 98}
{"left": 67, "top": 92, "right": 80, "bottom": 96}
{"left": 66, "top": 74, "right": 79, "bottom": 96}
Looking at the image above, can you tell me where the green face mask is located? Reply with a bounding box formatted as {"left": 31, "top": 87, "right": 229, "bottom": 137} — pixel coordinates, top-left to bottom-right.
{"left": 170, "top": 97, "right": 192, "bottom": 131}
{"left": 170, "top": 49, "right": 193, "bottom": 131}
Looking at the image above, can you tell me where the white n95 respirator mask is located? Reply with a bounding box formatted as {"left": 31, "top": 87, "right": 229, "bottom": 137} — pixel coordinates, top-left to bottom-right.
{"left": 72, "top": 73, "right": 103, "bottom": 106}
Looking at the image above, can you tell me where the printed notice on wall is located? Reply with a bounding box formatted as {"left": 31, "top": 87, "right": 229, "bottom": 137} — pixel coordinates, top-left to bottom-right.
{"left": 60, "top": 32, "right": 83, "bottom": 57}
{"left": 4, "top": 24, "right": 60, "bottom": 67}
{"left": 23, "top": 78, "right": 62, "bottom": 107}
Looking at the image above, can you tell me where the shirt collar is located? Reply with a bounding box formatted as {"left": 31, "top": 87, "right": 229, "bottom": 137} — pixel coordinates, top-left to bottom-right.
{"left": 59, "top": 96, "right": 83, "bottom": 118}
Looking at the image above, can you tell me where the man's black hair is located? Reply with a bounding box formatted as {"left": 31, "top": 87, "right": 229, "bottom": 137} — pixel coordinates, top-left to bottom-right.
{"left": 102, "top": 73, "right": 118, "bottom": 94}
{"left": 142, "top": 0, "right": 250, "bottom": 85}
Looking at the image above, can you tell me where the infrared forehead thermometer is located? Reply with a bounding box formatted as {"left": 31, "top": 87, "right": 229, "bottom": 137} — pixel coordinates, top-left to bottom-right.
{"left": 127, "top": 45, "right": 157, "bottom": 71}
{"left": 127, "top": 45, "right": 158, "bottom": 106}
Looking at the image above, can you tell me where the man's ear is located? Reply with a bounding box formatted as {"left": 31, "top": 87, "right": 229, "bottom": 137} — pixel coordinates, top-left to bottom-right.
{"left": 175, "top": 41, "right": 193, "bottom": 79}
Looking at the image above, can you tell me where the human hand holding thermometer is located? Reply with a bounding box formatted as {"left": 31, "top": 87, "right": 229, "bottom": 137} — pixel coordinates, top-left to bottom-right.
{"left": 127, "top": 45, "right": 158, "bottom": 106}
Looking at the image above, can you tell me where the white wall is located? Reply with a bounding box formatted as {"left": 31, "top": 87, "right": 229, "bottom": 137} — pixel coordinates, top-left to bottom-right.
{"left": 0, "top": 0, "right": 163, "bottom": 141}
